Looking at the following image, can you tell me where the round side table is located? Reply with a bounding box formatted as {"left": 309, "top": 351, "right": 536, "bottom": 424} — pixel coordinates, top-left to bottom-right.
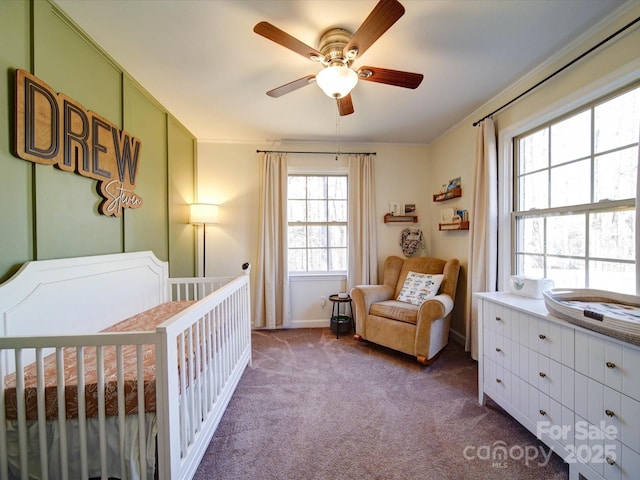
{"left": 328, "top": 294, "right": 353, "bottom": 339}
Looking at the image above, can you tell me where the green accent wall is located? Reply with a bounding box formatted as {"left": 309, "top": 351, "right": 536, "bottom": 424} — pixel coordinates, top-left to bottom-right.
{"left": 0, "top": 0, "right": 196, "bottom": 282}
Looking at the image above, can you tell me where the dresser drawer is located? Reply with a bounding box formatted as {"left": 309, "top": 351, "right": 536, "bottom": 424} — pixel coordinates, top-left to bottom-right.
{"left": 576, "top": 331, "right": 640, "bottom": 398}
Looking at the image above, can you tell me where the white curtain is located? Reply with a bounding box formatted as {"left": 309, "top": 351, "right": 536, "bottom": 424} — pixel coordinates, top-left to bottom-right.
{"left": 466, "top": 118, "right": 498, "bottom": 360}
{"left": 347, "top": 154, "right": 378, "bottom": 288}
{"left": 254, "top": 152, "right": 290, "bottom": 329}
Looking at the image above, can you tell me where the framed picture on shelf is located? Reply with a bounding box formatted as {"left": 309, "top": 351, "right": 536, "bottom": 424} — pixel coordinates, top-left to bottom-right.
{"left": 404, "top": 203, "right": 416, "bottom": 214}
{"left": 388, "top": 201, "right": 400, "bottom": 216}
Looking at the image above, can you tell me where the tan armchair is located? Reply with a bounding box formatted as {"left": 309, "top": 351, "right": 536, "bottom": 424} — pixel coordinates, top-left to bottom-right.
{"left": 350, "top": 256, "right": 460, "bottom": 365}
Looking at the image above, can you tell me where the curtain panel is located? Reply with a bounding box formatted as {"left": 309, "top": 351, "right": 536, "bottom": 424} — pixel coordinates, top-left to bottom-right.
{"left": 348, "top": 154, "right": 378, "bottom": 289}
{"left": 466, "top": 118, "right": 498, "bottom": 360}
{"left": 254, "top": 152, "right": 290, "bottom": 329}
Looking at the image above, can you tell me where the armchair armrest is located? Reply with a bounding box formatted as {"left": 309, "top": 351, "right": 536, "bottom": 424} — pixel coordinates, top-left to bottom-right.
{"left": 350, "top": 285, "right": 394, "bottom": 336}
{"left": 417, "top": 293, "right": 454, "bottom": 322}
{"left": 414, "top": 293, "right": 455, "bottom": 361}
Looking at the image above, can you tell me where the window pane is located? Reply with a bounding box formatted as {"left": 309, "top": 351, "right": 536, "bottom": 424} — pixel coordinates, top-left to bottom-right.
{"left": 589, "top": 261, "right": 635, "bottom": 294}
{"left": 328, "top": 225, "right": 346, "bottom": 247}
{"left": 519, "top": 170, "right": 548, "bottom": 210}
{"left": 516, "top": 253, "right": 544, "bottom": 278}
{"left": 594, "top": 147, "right": 638, "bottom": 202}
{"left": 288, "top": 249, "right": 306, "bottom": 272}
{"left": 329, "top": 248, "right": 347, "bottom": 271}
{"left": 595, "top": 88, "right": 640, "bottom": 153}
{"left": 307, "top": 225, "right": 327, "bottom": 248}
{"left": 288, "top": 176, "right": 306, "bottom": 199}
{"left": 547, "top": 215, "right": 585, "bottom": 257}
{"left": 516, "top": 217, "right": 544, "bottom": 254}
{"left": 307, "top": 200, "right": 326, "bottom": 222}
{"left": 288, "top": 200, "right": 306, "bottom": 222}
{"left": 519, "top": 129, "right": 548, "bottom": 174}
{"left": 589, "top": 210, "right": 635, "bottom": 261}
{"left": 328, "top": 200, "right": 347, "bottom": 222}
{"left": 551, "top": 110, "right": 591, "bottom": 165}
{"left": 328, "top": 176, "right": 347, "bottom": 199}
{"left": 307, "top": 177, "right": 326, "bottom": 199}
{"left": 547, "top": 257, "right": 585, "bottom": 288}
{"left": 550, "top": 159, "right": 590, "bottom": 207}
{"left": 308, "top": 248, "right": 327, "bottom": 271}
{"left": 288, "top": 225, "right": 306, "bottom": 248}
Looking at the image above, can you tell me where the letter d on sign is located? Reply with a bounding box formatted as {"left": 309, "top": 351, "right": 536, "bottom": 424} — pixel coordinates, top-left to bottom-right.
{"left": 15, "top": 69, "right": 61, "bottom": 165}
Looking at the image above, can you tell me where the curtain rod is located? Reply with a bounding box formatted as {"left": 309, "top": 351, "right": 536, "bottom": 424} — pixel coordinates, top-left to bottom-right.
{"left": 256, "top": 149, "right": 376, "bottom": 155}
{"left": 473, "top": 15, "right": 640, "bottom": 127}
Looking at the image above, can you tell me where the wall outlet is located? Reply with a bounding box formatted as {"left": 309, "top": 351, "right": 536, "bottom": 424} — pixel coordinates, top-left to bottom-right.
{"left": 320, "top": 296, "right": 326, "bottom": 308}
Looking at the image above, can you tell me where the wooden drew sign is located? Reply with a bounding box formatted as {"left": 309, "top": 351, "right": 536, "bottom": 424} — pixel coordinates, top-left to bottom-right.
{"left": 14, "top": 69, "right": 143, "bottom": 217}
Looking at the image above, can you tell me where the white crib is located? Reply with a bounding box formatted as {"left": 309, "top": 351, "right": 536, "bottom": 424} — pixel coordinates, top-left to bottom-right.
{"left": 0, "top": 251, "right": 252, "bottom": 480}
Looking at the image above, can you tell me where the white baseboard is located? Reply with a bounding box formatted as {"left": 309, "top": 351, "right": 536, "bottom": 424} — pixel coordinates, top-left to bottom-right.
{"left": 290, "top": 319, "right": 331, "bottom": 329}
{"left": 449, "top": 328, "right": 465, "bottom": 346}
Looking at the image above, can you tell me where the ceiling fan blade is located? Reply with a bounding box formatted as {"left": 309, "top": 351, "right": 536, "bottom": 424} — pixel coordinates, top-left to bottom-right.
{"left": 337, "top": 94, "right": 354, "bottom": 116}
{"left": 357, "top": 66, "right": 423, "bottom": 89}
{"left": 343, "top": 0, "right": 405, "bottom": 60}
{"left": 254, "top": 22, "right": 323, "bottom": 61}
{"left": 266, "top": 75, "right": 316, "bottom": 98}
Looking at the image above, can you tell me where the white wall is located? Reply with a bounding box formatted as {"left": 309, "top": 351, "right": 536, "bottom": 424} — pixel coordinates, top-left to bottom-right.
{"left": 428, "top": 2, "right": 640, "bottom": 341}
{"left": 197, "top": 141, "right": 430, "bottom": 327}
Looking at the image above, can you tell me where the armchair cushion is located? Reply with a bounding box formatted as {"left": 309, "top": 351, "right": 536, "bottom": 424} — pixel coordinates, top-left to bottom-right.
{"left": 396, "top": 272, "right": 443, "bottom": 305}
{"left": 370, "top": 300, "right": 419, "bottom": 325}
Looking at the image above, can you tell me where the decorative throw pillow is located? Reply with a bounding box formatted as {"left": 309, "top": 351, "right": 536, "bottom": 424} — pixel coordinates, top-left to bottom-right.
{"left": 397, "top": 272, "right": 444, "bottom": 306}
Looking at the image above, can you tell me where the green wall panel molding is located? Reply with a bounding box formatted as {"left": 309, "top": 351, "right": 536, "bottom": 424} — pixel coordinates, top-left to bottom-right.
{"left": 168, "top": 116, "right": 197, "bottom": 278}
{"left": 0, "top": 1, "right": 33, "bottom": 283}
{"left": 123, "top": 75, "right": 169, "bottom": 261}
{"left": 0, "top": 0, "right": 197, "bottom": 281}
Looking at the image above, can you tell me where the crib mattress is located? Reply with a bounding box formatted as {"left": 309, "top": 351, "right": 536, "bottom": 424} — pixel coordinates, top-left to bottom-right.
{"left": 3, "top": 301, "right": 193, "bottom": 421}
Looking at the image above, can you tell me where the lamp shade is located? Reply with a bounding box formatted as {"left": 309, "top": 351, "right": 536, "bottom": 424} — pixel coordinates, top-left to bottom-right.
{"left": 189, "top": 203, "right": 219, "bottom": 224}
{"left": 316, "top": 64, "right": 358, "bottom": 99}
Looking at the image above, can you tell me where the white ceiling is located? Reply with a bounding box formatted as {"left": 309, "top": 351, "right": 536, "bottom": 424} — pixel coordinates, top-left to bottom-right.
{"left": 54, "top": 0, "right": 628, "bottom": 145}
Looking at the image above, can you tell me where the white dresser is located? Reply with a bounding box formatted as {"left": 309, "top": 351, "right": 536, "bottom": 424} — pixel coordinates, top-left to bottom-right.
{"left": 477, "top": 292, "right": 640, "bottom": 480}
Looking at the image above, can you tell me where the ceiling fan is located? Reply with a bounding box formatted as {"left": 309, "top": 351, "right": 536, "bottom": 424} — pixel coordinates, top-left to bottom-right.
{"left": 253, "top": 0, "right": 423, "bottom": 116}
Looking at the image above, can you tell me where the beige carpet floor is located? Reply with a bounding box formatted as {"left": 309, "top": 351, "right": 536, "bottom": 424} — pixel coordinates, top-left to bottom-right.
{"left": 194, "top": 328, "right": 569, "bottom": 480}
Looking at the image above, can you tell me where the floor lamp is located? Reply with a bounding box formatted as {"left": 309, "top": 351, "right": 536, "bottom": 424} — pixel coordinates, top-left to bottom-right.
{"left": 189, "top": 203, "right": 219, "bottom": 277}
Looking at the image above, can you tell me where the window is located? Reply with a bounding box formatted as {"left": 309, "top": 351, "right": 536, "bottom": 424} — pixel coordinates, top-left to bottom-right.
{"left": 288, "top": 175, "right": 348, "bottom": 273}
{"left": 513, "top": 84, "right": 640, "bottom": 294}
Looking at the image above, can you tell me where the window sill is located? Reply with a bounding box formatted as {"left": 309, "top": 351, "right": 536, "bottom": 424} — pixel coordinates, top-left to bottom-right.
{"left": 289, "top": 272, "right": 347, "bottom": 282}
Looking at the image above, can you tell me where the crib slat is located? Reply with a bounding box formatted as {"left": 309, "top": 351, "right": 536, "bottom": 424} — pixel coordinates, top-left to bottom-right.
{"left": 137, "top": 344, "right": 147, "bottom": 480}
{"left": 0, "top": 351, "right": 8, "bottom": 480}
{"left": 77, "top": 346, "right": 89, "bottom": 479}
{"left": 117, "top": 345, "right": 126, "bottom": 480}
{"left": 178, "top": 331, "right": 187, "bottom": 456}
{"left": 36, "top": 348, "right": 49, "bottom": 480}
{"left": 55, "top": 348, "right": 69, "bottom": 480}
{"left": 96, "top": 346, "right": 107, "bottom": 480}
{"left": 14, "top": 350, "right": 29, "bottom": 480}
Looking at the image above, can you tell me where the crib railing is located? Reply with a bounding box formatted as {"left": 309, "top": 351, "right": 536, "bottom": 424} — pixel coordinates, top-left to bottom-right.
{"left": 156, "top": 267, "right": 252, "bottom": 480}
{"left": 0, "top": 267, "right": 251, "bottom": 480}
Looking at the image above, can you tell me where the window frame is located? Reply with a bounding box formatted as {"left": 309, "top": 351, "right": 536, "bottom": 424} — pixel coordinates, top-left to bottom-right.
{"left": 287, "top": 172, "right": 349, "bottom": 276}
{"left": 510, "top": 81, "right": 639, "bottom": 293}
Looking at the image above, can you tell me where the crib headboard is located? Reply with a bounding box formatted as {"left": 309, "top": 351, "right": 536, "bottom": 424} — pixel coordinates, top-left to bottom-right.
{"left": 0, "top": 251, "right": 169, "bottom": 337}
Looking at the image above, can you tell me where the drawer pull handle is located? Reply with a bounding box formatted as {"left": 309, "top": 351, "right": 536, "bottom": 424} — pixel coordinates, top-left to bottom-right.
{"left": 495, "top": 347, "right": 502, "bottom": 352}
{"left": 538, "top": 334, "right": 546, "bottom": 340}
{"left": 496, "top": 378, "right": 502, "bottom": 383}
{"left": 495, "top": 317, "right": 502, "bottom": 322}
{"left": 539, "top": 372, "right": 546, "bottom": 378}
{"left": 606, "top": 456, "right": 616, "bottom": 466}
{"left": 605, "top": 409, "right": 615, "bottom": 417}
{"left": 606, "top": 361, "right": 616, "bottom": 369}
{"left": 539, "top": 409, "right": 546, "bottom": 416}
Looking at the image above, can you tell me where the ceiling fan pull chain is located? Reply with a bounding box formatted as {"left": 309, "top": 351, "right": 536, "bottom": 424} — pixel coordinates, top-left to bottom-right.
{"left": 335, "top": 108, "right": 341, "bottom": 160}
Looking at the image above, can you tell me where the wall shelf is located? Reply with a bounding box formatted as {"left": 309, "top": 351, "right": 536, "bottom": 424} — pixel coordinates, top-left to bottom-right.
{"left": 433, "top": 187, "right": 462, "bottom": 202}
{"left": 384, "top": 214, "right": 418, "bottom": 223}
{"left": 439, "top": 221, "right": 469, "bottom": 231}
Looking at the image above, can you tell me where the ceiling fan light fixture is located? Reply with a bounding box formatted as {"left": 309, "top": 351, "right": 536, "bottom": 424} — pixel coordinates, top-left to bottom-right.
{"left": 316, "top": 64, "right": 358, "bottom": 99}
